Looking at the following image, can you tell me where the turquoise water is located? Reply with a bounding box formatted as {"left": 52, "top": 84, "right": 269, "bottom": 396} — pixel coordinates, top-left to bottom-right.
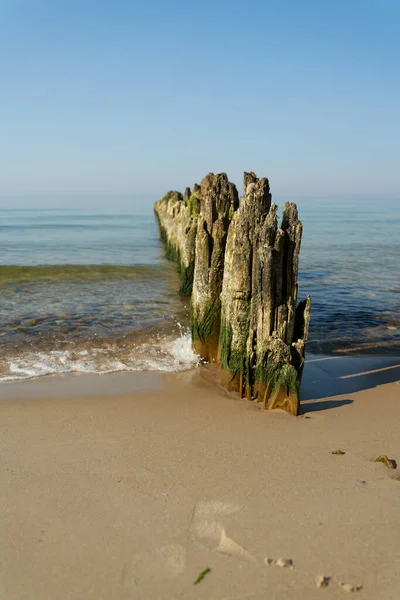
{"left": 0, "top": 199, "right": 399, "bottom": 380}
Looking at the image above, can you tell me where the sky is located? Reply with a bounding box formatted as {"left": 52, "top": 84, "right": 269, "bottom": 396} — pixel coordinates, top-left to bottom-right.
{"left": 1, "top": 0, "right": 399, "bottom": 207}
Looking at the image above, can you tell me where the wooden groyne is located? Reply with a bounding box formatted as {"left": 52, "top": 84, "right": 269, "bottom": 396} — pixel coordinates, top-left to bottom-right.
{"left": 154, "top": 172, "right": 311, "bottom": 415}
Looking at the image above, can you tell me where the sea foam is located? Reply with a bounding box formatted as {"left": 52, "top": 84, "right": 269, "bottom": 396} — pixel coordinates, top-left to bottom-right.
{"left": 1, "top": 330, "right": 199, "bottom": 382}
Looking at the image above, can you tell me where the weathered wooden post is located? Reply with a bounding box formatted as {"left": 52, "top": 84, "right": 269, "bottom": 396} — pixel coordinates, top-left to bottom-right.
{"left": 190, "top": 173, "right": 239, "bottom": 361}
{"left": 220, "top": 173, "right": 310, "bottom": 414}
{"left": 219, "top": 173, "right": 272, "bottom": 395}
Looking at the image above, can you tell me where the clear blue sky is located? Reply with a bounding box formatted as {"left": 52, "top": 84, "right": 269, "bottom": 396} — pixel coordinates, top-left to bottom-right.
{"left": 1, "top": 0, "right": 399, "bottom": 206}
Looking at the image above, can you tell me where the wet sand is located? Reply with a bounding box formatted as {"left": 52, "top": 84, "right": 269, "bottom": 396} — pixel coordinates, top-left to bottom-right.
{"left": 0, "top": 356, "right": 399, "bottom": 600}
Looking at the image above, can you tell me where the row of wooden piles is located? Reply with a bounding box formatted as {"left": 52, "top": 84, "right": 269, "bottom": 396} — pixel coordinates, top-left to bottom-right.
{"left": 154, "top": 172, "right": 311, "bottom": 415}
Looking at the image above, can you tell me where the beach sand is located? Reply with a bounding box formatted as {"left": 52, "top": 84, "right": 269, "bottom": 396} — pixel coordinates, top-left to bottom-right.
{"left": 0, "top": 356, "right": 399, "bottom": 600}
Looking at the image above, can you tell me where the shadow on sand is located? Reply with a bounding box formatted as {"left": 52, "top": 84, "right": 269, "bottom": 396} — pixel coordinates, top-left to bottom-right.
{"left": 301, "top": 355, "right": 400, "bottom": 407}
{"left": 301, "top": 398, "right": 354, "bottom": 413}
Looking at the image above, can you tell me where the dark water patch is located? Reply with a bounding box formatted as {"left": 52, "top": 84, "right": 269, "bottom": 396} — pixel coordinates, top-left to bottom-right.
{"left": 0, "top": 264, "right": 173, "bottom": 284}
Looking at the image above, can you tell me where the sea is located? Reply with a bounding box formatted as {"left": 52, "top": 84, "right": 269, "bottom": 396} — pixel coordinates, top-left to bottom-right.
{"left": 0, "top": 197, "right": 399, "bottom": 382}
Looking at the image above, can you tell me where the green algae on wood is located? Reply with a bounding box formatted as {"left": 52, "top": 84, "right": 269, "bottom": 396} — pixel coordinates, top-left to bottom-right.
{"left": 255, "top": 342, "right": 301, "bottom": 415}
{"left": 186, "top": 191, "right": 201, "bottom": 216}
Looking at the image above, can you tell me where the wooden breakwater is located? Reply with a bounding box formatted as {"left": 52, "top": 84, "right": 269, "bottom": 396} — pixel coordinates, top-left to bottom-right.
{"left": 154, "top": 172, "right": 311, "bottom": 415}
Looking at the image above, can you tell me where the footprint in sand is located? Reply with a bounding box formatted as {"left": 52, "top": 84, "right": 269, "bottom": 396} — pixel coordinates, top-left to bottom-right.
{"left": 190, "top": 500, "right": 256, "bottom": 562}
{"left": 127, "top": 500, "right": 254, "bottom": 586}
{"left": 128, "top": 544, "right": 187, "bottom": 585}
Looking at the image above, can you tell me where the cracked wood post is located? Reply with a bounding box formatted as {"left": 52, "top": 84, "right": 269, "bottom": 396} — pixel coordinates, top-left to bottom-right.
{"left": 219, "top": 173, "right": 311, "bottom": 415}
{"left": 190, "top": 173, "right": 239, "bottom": 362}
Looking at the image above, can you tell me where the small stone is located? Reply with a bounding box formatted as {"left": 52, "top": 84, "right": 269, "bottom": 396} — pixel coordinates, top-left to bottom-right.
{"left": 265, "top": 557, "right": 294, "bottom": 569}
{"left": 374, "top": 455, "right": 395, "bottom": 469}
{"left": 338, "top": 582, "right": 363, "bottom": 593}
{"left": 315, "top": 575, "right": 331, "bottom": 588}
{"left": 332, "top": 449, "right": 345, "bottom": 455}
{"left": 276, "top": 558, "right": 293, "bottom": 569}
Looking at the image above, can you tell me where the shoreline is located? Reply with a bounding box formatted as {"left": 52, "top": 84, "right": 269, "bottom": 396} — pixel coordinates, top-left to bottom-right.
{"left": 1, "top": 353, "right": 399, "bottom": 405}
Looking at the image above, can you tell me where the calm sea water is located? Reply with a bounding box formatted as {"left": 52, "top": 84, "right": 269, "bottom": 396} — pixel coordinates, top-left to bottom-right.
{"left": 0, "top": 198, "right": 399, "bottom": 381}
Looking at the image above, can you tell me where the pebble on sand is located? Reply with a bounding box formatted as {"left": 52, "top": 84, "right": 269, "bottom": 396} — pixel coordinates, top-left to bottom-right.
{"left": 332, "top": 449, "right": 345, "bottom": 455}
{"left": 265, "top": 557, "right": 294, "bottom": 569}
{"left": 374, "top": 455, "right": 395, "bottom": 469}
{"left": 315, "top": 575, "right": 331, "bottom": 588}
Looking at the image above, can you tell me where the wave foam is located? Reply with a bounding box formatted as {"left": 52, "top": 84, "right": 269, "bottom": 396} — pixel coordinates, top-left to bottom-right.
{"left": 1, "top": 330, "right": 199, "bottom": 382}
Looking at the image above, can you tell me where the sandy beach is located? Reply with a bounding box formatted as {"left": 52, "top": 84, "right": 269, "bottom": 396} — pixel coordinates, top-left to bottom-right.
{"left": 0, "top": 356, "right": 399, "bottom": 600}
